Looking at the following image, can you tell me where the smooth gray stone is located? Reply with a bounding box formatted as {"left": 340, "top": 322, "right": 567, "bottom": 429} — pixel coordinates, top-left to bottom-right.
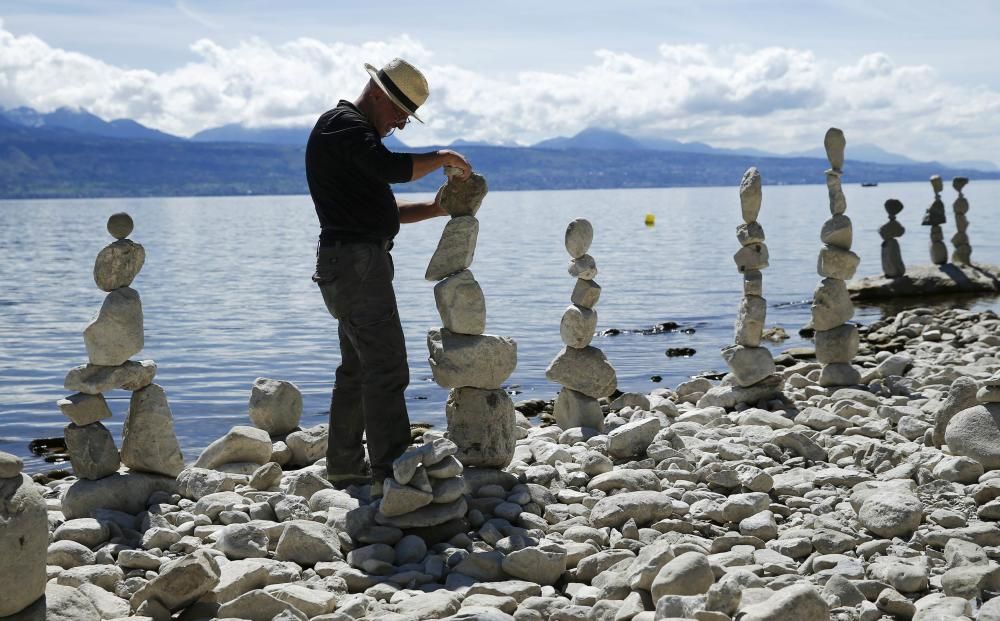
{"left": 106, "top": 212, "right": 133, "bottom": 239}
{"left": 824, "top": 128, "right": 846, "bottom": 170}
{"left": 930, "top": 239, "right": 948, "bottom": 265}
{"left": 425, "top": 216, "right": 478, "bottom": 281}
{"left": 559, "top": 304, "right": 597, "bottom": 348}
{"left": 743, "top": 270, "right": 762, "bottom": 297}
{"left": 737, "top": 221, "right": 765, "bottom": 246}
{"left": 131, "top": 549, "right": 221, "bottom": 612}
{"left": 553, "top": 388, "right": 604, "bottom": 431}
{"left": 565, "top": 218, "right": 594, "bottom": 259}
{"left": 881, "top": 238, "right": 906, "bottom": 277}
{"left": 446, "top": 387, "right": 516, "bottom": 468}
{"left": 545, "top": 345, "right": 617, "bottom": 399}
{"left": 651, "top": 551, "right": 714, "bottom": 599}
{"left": 0, "top": 450, "right": 24, "bottom": 478}
{"left": 0, "top": 474, "right": 48, "bottom": 617}
{"left": 61, "top": 472, "right": 177, "bottom": 519}
{"left": 570, "top": 278, "right": 601, "bottom": 309}
{"left": 858, "top": 492, "right": 923, "bottom": 538}
{"left": 427, "top": 328, "right": 517, "bottom": 390}
{"left": 696, "top": 374, "right": 783, "bottom": 409}
{"left": 439, "top": 173, "right": 488, "bottom": 217}
{"left": 64, "top": 359, "right": 156, "bottom": 395}
{"left": 827, "top": 172, "right": 847, "bottom": 215}
{"left": 817, "top": 244, "right": 860, "bottom": 280}
{"left": 734, "top": 242, "right": 769, "bottom": 272}
{"left": 814, "top": 324, "right": 858, "bottom": 364}
{"left": 821, "top": 214, "right": 853, "bottom": 249}
{"left": 879, "top": 218, "right": 905, "bottom": 240}
{"left": 93, "top": 239, "right": 145, "bottom": 292}
{"left": 811, "top": 278, "right": 853, "bottom": 331}
{"left": 275, "top": 520, "right": 340, "bottom": 566}
{"left": 819, "top": 363, "right": 861, "bottom": 387}
{"left": 121, "top": 383, "right": 185, "bottom": 477}
{"left": 946, "top": 403, "right": 1000, "bottom": 469}
{"left": 57, "top": 392, "right": 112, "bottom": 426}
{"left": 734, "top": 295, "right": 766, "bottom": 347}
{"left": 568, "top": 254, "right": 597, "bottom": 280}
{"left": 740, "top": 167, "right": 762, "bottom": 224}
{"left": 378, "top": 479, "right": 434, "bottom": 517}
{"left": 248, "top": 377, "right": 302, "bottom": 436}
{"left": 195, "top": 425, "right": 272, "bottom": 470}
{"left": 721, "top": 345, "right": 775, "bottom": 388}
{"left": 374, "top": 497, "right": 468, "bottom": 529}
{"left": 590, "top": 491, "right": 684, "bottom": 529}
{"left": 501, "top": 543, "right": 567, "bottom": 585}
{"left": 932, "top": 377, "right": 980, "bottom": 448}
{"left": 434, "top": 270, "right": 486, "bottom": 335}
{"left": 83, "top": 287, "right": 143, "bottom": 366}
{"left": 64, "top": 422, "right": 120, "bottom": 480}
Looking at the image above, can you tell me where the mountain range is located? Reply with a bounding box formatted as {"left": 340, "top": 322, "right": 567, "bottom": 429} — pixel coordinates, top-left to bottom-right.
{"left": 1, "top": 106, "right": 997, "bottom": 199}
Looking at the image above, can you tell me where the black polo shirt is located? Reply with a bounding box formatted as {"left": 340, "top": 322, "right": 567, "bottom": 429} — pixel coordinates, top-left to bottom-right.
{"left": 305, "top": 100, "right": 414, "bottom": 244}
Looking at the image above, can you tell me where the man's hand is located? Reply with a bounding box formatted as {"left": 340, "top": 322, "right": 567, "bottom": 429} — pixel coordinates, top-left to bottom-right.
{"left": 410, "top": 149, "right": 473, "bottom": 181}
{"left": 437, "top": 149, "right": 472, "bottom": 180}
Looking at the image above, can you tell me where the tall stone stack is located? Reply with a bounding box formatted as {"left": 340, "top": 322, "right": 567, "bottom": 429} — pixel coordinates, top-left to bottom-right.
{"left": 720, "top": 168, "right": 776, "bottom": 391}
{"left": 880, "top": 199, "right": 906, "bottom": 277}
{"left": 951, "top": 176, "right": 972, "bottom": 264}
{"left": 811, "top": 129, "right": 861, "bottom": 387}
{"left": 923, "top": 175, "right": 948, "bottom": 265}
{"left": 546, "top": 218, "right": 617, "bottom": 430}
{"left": 60, "top": 212, "right": 185, "bottom": 481}
{"left": 425, "top": 172, "right": 518, "bottom": 468}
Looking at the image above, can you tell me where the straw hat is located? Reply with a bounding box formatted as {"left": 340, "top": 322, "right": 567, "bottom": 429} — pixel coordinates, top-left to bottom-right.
{"left": 364, "top": 58, "right": 429, "bottom": 123}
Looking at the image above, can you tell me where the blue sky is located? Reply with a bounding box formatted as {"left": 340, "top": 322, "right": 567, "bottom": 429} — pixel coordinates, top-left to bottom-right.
{"left": 1, "top": 1, "right": 999, "bottom": 163}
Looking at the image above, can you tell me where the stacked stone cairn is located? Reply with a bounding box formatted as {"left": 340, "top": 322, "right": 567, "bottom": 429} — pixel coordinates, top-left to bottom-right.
{"left": 923, "top": 175, "right": 949, "bottom": 265}
{"left": 718, "top": 167, "right": 778, "bottom": 398}
{"left": 0, "top": 451, "right": 48, "bottom": 618}
{"left": 425, "top": 169, "right": 518, "bottom": 469}
{"left": 60, "top": 213, "right": 185, "bottom": 483}
{"left": 879, "top": 199, "right": 906, "bottom": 277}
{"left": 811, "top": 128, "right": 861, "bottom": 387}
{"left": 546, "top": 218, "right": 618, "bottom": 431}
{"left": 951, "top": 176, "right": 972, "bottom": 264}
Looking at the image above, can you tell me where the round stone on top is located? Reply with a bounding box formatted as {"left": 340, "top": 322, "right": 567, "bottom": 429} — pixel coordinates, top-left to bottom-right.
{"left": 884, "top": 199, "right": 904, "bottom": 217}
{"left": 953, "top": 177, "right": 969, "bottom": 193}
{"left": 565, "top": 218, "right": 594, "bottom": 259}
{"left": 107, "top": 212, "right": 134, "bottom": 240}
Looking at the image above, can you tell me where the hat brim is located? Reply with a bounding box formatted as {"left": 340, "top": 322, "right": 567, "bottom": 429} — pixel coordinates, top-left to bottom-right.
{"left": 364, "top": 63, "right": 423, "bottom": 124}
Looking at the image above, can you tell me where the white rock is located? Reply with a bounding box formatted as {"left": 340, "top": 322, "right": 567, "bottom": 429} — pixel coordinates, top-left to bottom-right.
{"left": 434, "top": 270, "right": 486, "bottom": 335}
{"left": 738, "top": 583, "right": 829, "bottom": 621}
{"left": 814, "top": 324, "right": 858, "bottom": 364}
{"left": 177, "top": 466, "right": 238, "bottom": 499}
{"left": 284, "top": 424, "right": 328, "bottom": 466}
{"left": 858, "top": 492, "right": 923, "bottom": 538}
{"left": 721, "top": 345, "right": 775, "bottom": 387}
{"left": 130, "top": 548, "right": 221, "bottom": 613}
{"left": 121, "top": 383, "right": 185, "bottom": 477}
{"left": 83, "top": 287, "right": 143, "bottom": 366}
{"left": 651, "top": 551, "right": 714, "bottom": 599}
{"left": 945, "top": 404, "right": 1000, "bottom": 469}
{"left": 249, "top": 378, "right": 302, "bottom": 435}
{"left": 274, "top": 520, "right": 341, "bottom": 566}
{"left": 590, "top": 491, "right": 685, "bottom": 528}
{"left": 811, "top": 278, "right": 854, "bottom": 331}
{"left": 0, "top": 474, "right": 48, "bottom": 617}
{"left": 501, "top": 542, "right": 567, "bottom": 585}
{"left": 734, "top": 243, "right": 769, "bottom": 272}
{"left": 739, "top": 167, "right": 762, "bottom": 224}
{"left": 426, "top": 216, "right": 478, "bottom": 281}
{"left": 734, "top": 295, "right": 766, "bottom": 347}
{"left": 559, "top": 304, "right": 597, "bottom": 348}
{"left": 564, "top": 218, "right": 594, "bottom": 258}
{"left": 439, "top": 173, "right": 488, "bottom": 217}
{"left": 607, "top": 417, "right": 661, "bottom": 459}
{"left": 195, "top": 425, "right": 273, "bottom": 470}
{"left": 217, "top": 589, "right": 308, "bottom": 621}
{"left": 215, "top": 523, "right": 269, "bottom": 560}
{"left": 820, "top": 214, "right": 853, "bottom": 249}
{"left": 545, "top": 346, "right": 617, "bottom": 399}
{"left": 427, "top": 329, "right": 517, "bottom": 390}
{"left": 817, "top": 244, "right": 860, "bottom": 280}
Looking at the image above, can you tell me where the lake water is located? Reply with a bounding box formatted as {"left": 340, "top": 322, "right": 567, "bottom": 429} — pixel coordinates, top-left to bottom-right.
{"left": 3, "top": 180, "right": 999, "bottom": 473}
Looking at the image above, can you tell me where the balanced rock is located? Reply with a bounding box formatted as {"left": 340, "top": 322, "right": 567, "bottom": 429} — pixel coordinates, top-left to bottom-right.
{"left": 559, "top": 304, "right": 597, "bottom": 348}
{"left": 553, "top": 388, "right": 604, "bottom": 431}
{"left": 568, "top": 254, "right": 598, "bottom": 280}
{"left": 379, "top": 479, "right": 434, "bottom": 517}
{"left": 93, "top": 239, "right": 145, "bottom": 292}
{"left": 571, "top": 279, "right": 601, "bottom": 308}
{"left": 811, "top": 278, "right": 854, "bottom": 331}
{"left": 930, "top": 174, "right": 944, "bottom": 194}
{"left": 65, "top": 359, "right": 156, "bottom": 394}
{"left": 565, "top": 218, "right": 594, "bottom": 258}
{"left": 57, "top": 392, "right": 112, "bottom": 426}
{"left": 375, "top": 496, "right": 468, "bottom": 529}
{"left": 0, "top": 473, "right": 48, "bottom": 617}
{"left": 106, "top": 212, "right": 134, "bottom": 239}
{"left": 427, "top": 328, "right": 517, "bottom": 390}
{"left": 545, "top": 345, "right": 617, "bottom": 398}
{"left": 817, "top": 245, "right": 860, "bottom": 280}
{"left": 721, "top": 345, "right": 775, "bottom": 387}
{"left": 83, "top": 287, "right": 143, "bottom": 366}
{"left": 248, "top": 378, "right": 302, "bottom": 436}
{"left": 121, "top": 383, "right": 185, "bottom": 477}
{"left": 434, "top": 270, "right": 486, "bottom": 335}
{"left": 820, "top": 214, "right": 853, "bottom": 249}
{"left": 195, "top": 425, "right": 273, "bottom": 470}
{"left": 439, "top": 173, "right": 488, "bottom": 217}
{"left": 824, "top": 128, "right": 846, "bottom": 170}
{"left": 734, "top": 243, "right": 769, "bottom": 272}
{"left": 64, "top": 422, "right": 121, "bottom": 480}
{"left": 425, "top": 216, "right": 478, "bottom": 281}
{"left": 734, "top": 295, "right": 766, "bottom": 347}
{"left": 446, "top": 387, "right": 516, "bottom": 468}
{"left": 814, "top": 324, "right": 859, "bottom": 364}
{"left": 739, "top": 167, "right": 762, "bottom": 223}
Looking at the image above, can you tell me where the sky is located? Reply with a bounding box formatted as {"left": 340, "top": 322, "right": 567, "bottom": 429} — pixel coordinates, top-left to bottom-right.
{"left": 1, "top": 0, "right": 999, "bottom": 164}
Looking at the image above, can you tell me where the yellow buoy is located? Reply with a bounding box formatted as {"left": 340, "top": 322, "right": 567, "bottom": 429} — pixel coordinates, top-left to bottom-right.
{"left": 644, "top": 213, "right": 656, "bottom": 226}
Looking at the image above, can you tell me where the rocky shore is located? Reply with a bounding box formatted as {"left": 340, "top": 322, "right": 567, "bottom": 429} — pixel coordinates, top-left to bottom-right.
{"left": 2, "top": 303, "right": 1000, "bottom": 621}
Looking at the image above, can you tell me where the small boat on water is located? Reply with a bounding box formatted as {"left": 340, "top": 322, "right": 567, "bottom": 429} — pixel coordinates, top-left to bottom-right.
{"left": 861, "top": 182, "right": 879, "bottom": 187}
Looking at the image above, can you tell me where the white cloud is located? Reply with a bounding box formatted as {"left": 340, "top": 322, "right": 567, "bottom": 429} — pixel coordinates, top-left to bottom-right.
{"left": 0, "top": 19, "right": 997, "bottom": 165}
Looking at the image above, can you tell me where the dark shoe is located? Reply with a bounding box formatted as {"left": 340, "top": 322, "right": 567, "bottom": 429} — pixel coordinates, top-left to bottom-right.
{"left": 326, "top": 473, "right": 370, "bottom": 490}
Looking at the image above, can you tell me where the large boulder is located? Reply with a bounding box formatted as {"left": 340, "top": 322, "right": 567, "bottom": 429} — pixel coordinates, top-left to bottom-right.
{"left": 945, "top": 404, "right": 1000, "bottom": 469}
{"left": 83, "top": 287, "right": 144, "bottom": 366}
{"left": 248, "top": 378, "right": 302, "bottom": 436}
{"left": 195, "top": 425, "right": 272, "bottom": 470}
{"left": 0, "top": 473, "right": 48, "bottom": 617}
{"left": 61, "top": 472, "right": 177, "bottom": 519}
{"left": 121, "top": 383, "right": 185, "bottom": 477}
{"left": 446, "top": 387, "right": 516, "bottom": 468}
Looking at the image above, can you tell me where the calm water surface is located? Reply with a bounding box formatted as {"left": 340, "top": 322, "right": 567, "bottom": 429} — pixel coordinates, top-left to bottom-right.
{"left": 2, "top": 180, "right": 999, "bottom": 472}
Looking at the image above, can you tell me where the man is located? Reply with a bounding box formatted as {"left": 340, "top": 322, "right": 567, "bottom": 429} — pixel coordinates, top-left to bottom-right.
{"left": 306, "top": 58, "right": 471, "bottom": 497}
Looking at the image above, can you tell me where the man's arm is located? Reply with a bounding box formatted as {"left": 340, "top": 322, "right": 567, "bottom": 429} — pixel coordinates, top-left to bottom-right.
{"left": 409, "top": 149, "right": 472, "bottom": 181}
{"left": 398, "top": 186, "right": 446, "bottom": 224}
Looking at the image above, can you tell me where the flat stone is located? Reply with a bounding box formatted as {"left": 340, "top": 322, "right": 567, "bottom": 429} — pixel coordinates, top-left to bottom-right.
{"left": 570, "top": 278, "right": 601, "bottom": 309}
{"left": 93, "top": 239, "right": 145, "bottom": 292}
{"left": 734, "top": 243, "right": 769, "bottom": 273}
{"left": 64, "top": 359, "right": 156, "bottom": 395}
{"left": 379, "top": 479, "right": 434, "bottom": 517}
{"left": 83, "top": 287, "right": 143, "bottom": 366}
{"left": 817, "top": 244, "right": 860, "bottom": 280}
{"left": 431, "top": 476, "right": 466, "bottom": 504}
{"left": 426, "top": 216, "right": 478, "bottom": 281}
{"left": 427, "top": 328, "right": 517, "bottom": 390}
{"left": 440, "top": 173, "right": 488, "bottom": 217}
{"left": 249, "top": 378, "right": 302, "bottom": 436}
{"left": 696, "top": 374, "right": 782, "bottom": 409}
{"left": 740, "top": 167, "right": 762, "bottom": 223}
{"left": 434, "top": 270, "right": 486, "bottom": 335}
{"left": 0, "top": 474, "right": 48, "bottom": 617}
{"left": 814, "top": 324, "right": 858, "bottom": 364}
{"left": 195, "top": 425, "right": 272, "bottom": 470}
{"left": 64, "top": 422, "right": 120, "bottom": 480}
{"left": 131, "top": 549, "right": 221, "bottom": 613}
{"left": 61, "top": 471, "right": 176, "bottom": 519}
{"left": 375, "top": 497, "right": 468, "bottom": 529}
{"left": 426, "top": 454, "right": 463, "bottom": 479}
{"left": 590, "top": 491, "right": 684, "bottom": 528}
{"left": 545, "top": 345, "right": 617, "bottom": 399}
{"left": 721, "top": 345, "right": 775, "bottom": 388}
{"left": 121, "top": 383, "right": 184, "bottom": 477}
{"left": 568, "top": 254, "right": 597, "bottom": 280}
{"left": 850, "top": 263, "right": 1000, "bottom": 300}
{"left": 811, "top": 278, "right": 853, "bottom": 330}
{"left": 57, "top": 392, "right": 112, "bottom": 426}
{"left": 734, "top": 295, "right": 766, "bottom": 347}
{"left": 821, "top": 214, "right": 853, "bottom": 249}
{"left": 560, "top": 304, "right": 597, "bottom": 348}
{"left": 565, "top": 218, "right": 594, "bottom": 258}
{"left": 446, "top": 387, "right": 516, "bottom": 468}
{"left": 553, "top": 388, "right": 604, "bottom": 431}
